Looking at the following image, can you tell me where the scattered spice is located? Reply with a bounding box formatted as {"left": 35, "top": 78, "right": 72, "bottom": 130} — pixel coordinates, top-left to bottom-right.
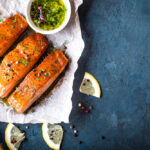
{"left": 74, "top": 130, "right": 78, "bottom": 134}
{"left": 85, "top": 110, "right": 90, "bottom": 113}
{"left": 74, "top": 133, "right": 78, "bottom": 137}
{"left": 70, "top": 125, "right": 75, "bottom": 129}
{"left": 78, "top": 103, "right": 82, "bottom": 107}
{"left": 36, "top": 78, "right": 40, "bottom": 81}
{"left": 38, "top": 73, "right": 41, "bottom": 77}
{"left": 31, "top": 86, "right": 35, "bottom": 89}
{"left": 78, "top": 141, "right": 82, "bottom": 144}
{"left": 101, "top": 136, "right": 105, "bottom": 140}
{"left": 23, "top": 60, "right": 29, "bottom": 67}
{"left": 16, "top": 87, "right": 22, "bottom": 94}
{"left": 6, "top": 64, "right": 11, "bottom": 67}
{"left": 24, "top": 46, "right": 28, "bottom": 51}
{"left": 0, "top": 34, "right": 6, "bottom": 39}
{"left": 21, "top": 43, "right": 24, "bottom": 47}
{"left": 81, "top": 106, "right": 85, "bottom": 110}
{"left": 26, "top": 126, "right": 29, "bottom": 129}
{"left": 11, "top": 140, "right": 17, "bottom": 144}
{"left": 89, "top": 106, "right": 93, "bottom": 110}
{"left": 5, "top": 74, "right": 12, "bottom": 80}
{"left": 44, "top": 72, "right": 48, "bottom": 76}
{"left": 18, "top": 58, "right": 23, "bottom": 63}
{"left": 12, "top": 17, "right": 17, "bottom": 23}
{"left": 11, "top": 25, "right": 15, "bottom": 28}
{"left": 33, "top": 46, "right": 39, "bottom": 52}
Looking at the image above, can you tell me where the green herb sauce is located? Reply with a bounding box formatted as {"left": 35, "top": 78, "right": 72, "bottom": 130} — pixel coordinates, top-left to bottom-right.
{"left": 31, "top": 0, "right": 67, "bottom": 30}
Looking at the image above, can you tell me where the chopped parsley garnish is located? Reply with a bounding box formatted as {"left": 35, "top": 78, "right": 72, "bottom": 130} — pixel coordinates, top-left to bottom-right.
{"left": 31, "top": 86, "right": 35, "bottom": 89}
{"left": 18, "top": 59, "right": 29, "bottom": 67}
{"left": 33, "top": 46, "right": 39, "bottom": 52}
{"left": 23, "top": 60, "right": 29, "bottom": 67}
{"left": 11, "top": 25, "right": 15, "bottom": 28}
{"left": 36, "top": 78, "right": 40, "bottom": 81}
{"left": 12, "top": 17, "right": 17, "bottom": 23}
{"left": 26, "top": 85, "right": 29, "bottom": 89}
{"left": 0, "top": 34, "right": 6, "bottom": 39}
{"left": 16, "top": 87, "right": 22, "bottom": 94}
{"left": 18, "top": 59, "right": 23, "bottom": 63}
{"left": 0, "top": 19, "right": 4, "bottom": 22}
{"left": 5, "top": 75, "right": 12, "bottom": 80}
{"left": 21, "top": 43, "right": 24, "bottom": 47}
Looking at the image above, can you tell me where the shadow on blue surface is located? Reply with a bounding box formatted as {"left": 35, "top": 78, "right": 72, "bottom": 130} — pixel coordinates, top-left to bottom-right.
{"left": 1, "top": 0, "right": 150, "bottom": 149}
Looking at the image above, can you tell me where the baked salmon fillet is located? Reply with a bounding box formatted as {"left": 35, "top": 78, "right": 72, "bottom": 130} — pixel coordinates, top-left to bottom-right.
{"left": 0, "top": 33, "right": 48, "bottom": 98}
{"left": 0, "top": 14, "right": 28, "bottom": 57}
{"left": 8, "top": 50, "right": 69, "bottom": 113}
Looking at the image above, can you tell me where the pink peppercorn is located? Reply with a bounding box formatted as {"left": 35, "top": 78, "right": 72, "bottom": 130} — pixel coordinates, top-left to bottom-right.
{"left": 85, "top": 110, "right": 90, "bottom": 113}
{"left": 39, "top": 6, "right": 42, "bottom": 9}
{"left": 41, "top": 15, "right": 44, "bottom": 19}
{"left": 81, "top": 106, "right": 85, "bottom": 110}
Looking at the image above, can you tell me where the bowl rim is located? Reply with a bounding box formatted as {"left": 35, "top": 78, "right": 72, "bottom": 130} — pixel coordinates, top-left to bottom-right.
{"left": 25, "top": 0, "right": 71, "bottom": 35}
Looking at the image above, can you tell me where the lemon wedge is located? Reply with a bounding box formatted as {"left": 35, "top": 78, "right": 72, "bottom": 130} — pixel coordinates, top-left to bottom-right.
{"left": 5, "top": 123, "right": 25, "bottom": 150}
{"left": 42, "top": 123, "right": 63, "bottom": 150}
{"left": 79, "top": 72, "right": 101, "bottom": 98}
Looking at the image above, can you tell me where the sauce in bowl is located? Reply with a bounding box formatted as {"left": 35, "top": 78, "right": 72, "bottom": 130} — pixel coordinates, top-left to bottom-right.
{"left": 30, "top": 0, "right": 67, "bottom": 31}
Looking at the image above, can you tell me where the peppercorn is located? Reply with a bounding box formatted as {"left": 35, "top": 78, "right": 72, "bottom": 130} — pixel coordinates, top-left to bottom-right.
{"left": 11, "top": 140, "right": 17, "bottom": 144}
{"left": 70, "top": 125, "right": 75, "bottom": 129}
{"left": 78, "top": 141, "right": 82, "bottom": 144}
{"left": 74, "top": 133, "right": 78, "bottom": 137}
{"left": 74, "top": 130, "right": 78, "bottom": 134}
{"left": 39, "top": 6, "right": 42, "bottom": 9}
{"left": 38, "top": 73, "right": 41, "bottom": 77}
{"left": 81, "top": 106, "right": 85, "bottom": 110}
{"left": 7, "top": 64, "right": 11, "bottom": 67}
{"left": 44, "top": 72, "right": 48, "bottom": 76}
{"left": 78, "top": 103, "right": 82, "bottom": 107}
{"left": 26, "top": 126, "right": 29, "bottom": 129}
{"left": 41, "top": 15, "right": 44, "bottom": 19}
{"left": 101, "top": 136, "right": 105, "bottom": 140}
{"left": 85, "top": 110, "right": 90, "bottom": 113}
{"left": 89, "top": 106, "right": 93, "bottom": 110}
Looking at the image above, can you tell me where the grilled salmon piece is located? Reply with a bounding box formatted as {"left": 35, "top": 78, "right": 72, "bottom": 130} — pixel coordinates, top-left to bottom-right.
{"left": 0, "top": 14, "right": 28, "bottom": 57}
{"left": 8, "top": 50, "right": 69, "bottom": 113}
{"left": 0, "top": 33, "right": 48, "bottom": 98}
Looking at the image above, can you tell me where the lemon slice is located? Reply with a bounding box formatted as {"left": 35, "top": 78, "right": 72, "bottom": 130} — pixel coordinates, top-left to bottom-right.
{"left": 79, "top": 72, "right": 101, "bottom": 98}
{"left": 5, "top": 123, "right": 25, "bottom": 150}
{"left": 42, "top": 123, "right": 63, "bottom": 150}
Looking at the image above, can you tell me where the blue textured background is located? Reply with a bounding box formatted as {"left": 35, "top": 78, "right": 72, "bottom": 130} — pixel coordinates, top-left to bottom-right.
{"left": 1, "top": 0, "right": 150, "bottom": 149}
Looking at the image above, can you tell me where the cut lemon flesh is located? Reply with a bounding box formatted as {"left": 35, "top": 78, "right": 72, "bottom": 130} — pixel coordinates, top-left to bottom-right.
{"left": 42, "top": 123, "right": 63, "bottom": 150}
{"left": 5, "top": 123, "right": 25, "bottom": 150}
{"left": 79, "top": 72, "right": 101, "bottom": 98}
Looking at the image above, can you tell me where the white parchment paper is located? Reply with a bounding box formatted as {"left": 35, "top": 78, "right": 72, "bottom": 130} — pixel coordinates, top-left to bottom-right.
{"left": 0, "top": 0, "right": 84, "bottom": 123}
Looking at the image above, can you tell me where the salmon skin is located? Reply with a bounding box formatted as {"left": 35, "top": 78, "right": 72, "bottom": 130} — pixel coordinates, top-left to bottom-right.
{"left": 0, "top": 33, "right": 48, "bottom": 98}
{"left": 8, "top": 50, "right": 69, "bottom": 113}
{"left": 0, "top": 14, "right": 28, "bottom": 57}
